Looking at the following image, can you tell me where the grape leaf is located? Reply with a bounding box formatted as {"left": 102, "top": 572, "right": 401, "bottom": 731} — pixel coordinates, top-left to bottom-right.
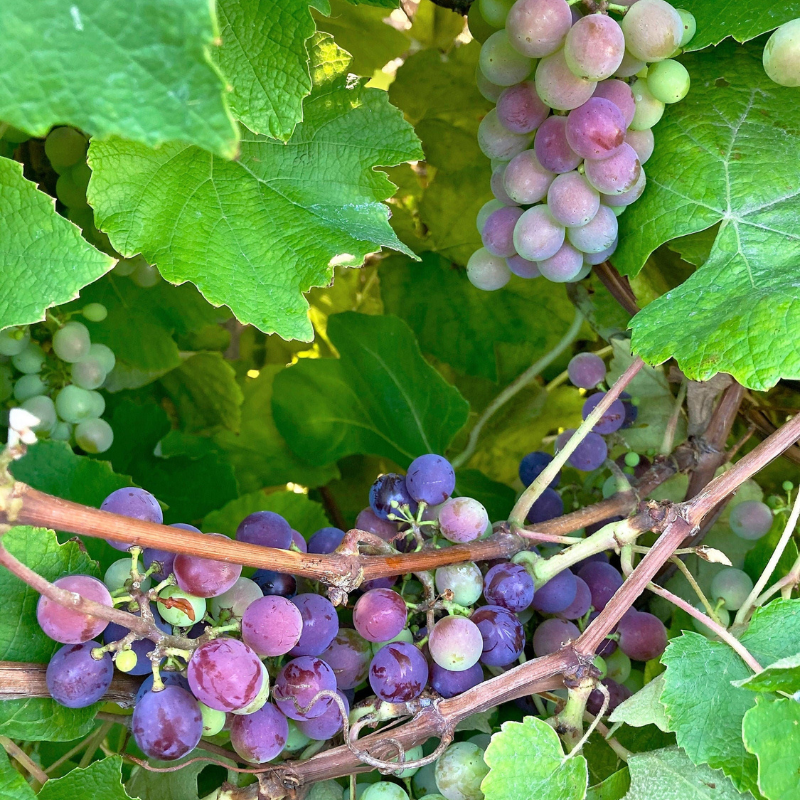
{"left": 0, "top": 747, "right": 35, "bottom": 800}
{"left": 0, "top": 697, "right": 98, "bottom": 741}
{"left": 454, "top": 469, "right": 516, "bottom": 524}
{"left": 587, "top": 769, "right": 630, "bottom": 800}
{"left": 0, "top": 157, "right": 113, "bottom": 330}
{"left": 216, "top": 0, "right": 325, "bottom": 140}
{"left": 481, "top": 716, "right": 588, "bottom": 800}
{"left": 667, "top": 226, "right": 719, "bottom": 268}
{"left": 742, "top": 698, "right": 800, "bottom": 800}
{"left": 660, "top": 600, "right": 800, "bottom": 794}
{"left": 214, "top": 365, "right": 339, "bottom": 492}
{"left": 273, "top": 312, "right": 469, "bottom": 468}
{"left": 39, "top": 756, "right": 133, "bottom": 800}
{"left": 614, "top": 43, "right": 800, "bottom": 391}
{"left": 0, "top": 526, "right": 100, "bottom": 663}
{"left": 0, "top": 0, "right": 237, "bottom": 157}
{"left": 203, "top": 490, "right": 331, "bottom": 539}
{"left": 623, "top": 747, "right": 754, "bottom": 800}
{"left": 609, "top": 674, "right": 671, "bottom": 733}
{"left": 126, "top": 757, "right": 207, "bottom": 800}
{"left": 733, "top": 653, "right": 800, "bottom": 694}
{"left": 680, "top": 0, "right": 800, "bottom": 52}
{"left": 88, "top": 34, "right": 422, "bottom": 342}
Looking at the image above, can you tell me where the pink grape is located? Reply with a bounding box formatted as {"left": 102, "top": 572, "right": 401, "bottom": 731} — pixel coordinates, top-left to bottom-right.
{"left": 614, "top": 50, "right": 646, "bottom": 78}
{"left": 482, "top": 206, "right": 524, "bottom": 257}
{"left": 567, "top": 205, "right": 618, "bottom": 253}
{"left": 537, "top": 243, "right": 585, "bottom": 282}
{"left": 535, "top": 49, "right": 597, "bottom": 111}
{"left": 564, "top": 15, "right": 625, "bottom": 80}
{"left": 602, "top": 170, "right": 646, "bottom": 207}
{"left": 230, "top": 703, "right": 289, "bottom": 762}
{"left": 353, "top": 588, "right": 408, "bottom": 643}
{"left": 503, "top": 150, "right": 555, "bottom": 204}
{"left": 242, "top": 595, "right": 304, "bottom": 657}
{"left": 173, "top": 532, "right": 242, "bottom": 598}
{"left": 491, "top": 164, "right": 516, "bottom": 205}
{"left": 547, "top": 171, "right": 600, "bottom": 227}
{"left": 37, "top": 575, "right": 112, "bottom": 644}
{"left": 584, "top": 143, "right": 641, "bottom": 195}
{"left": 496, "top": 81, "right": 550, "bottom": 133}
{"left": 506, "top": 254, "right": 540, "bottom": 278}
{"left": 625, "top": 129, "right": 655, "bottom": 164}
{"left": 505, "top": 0, "right": 573, "bottom": 58}
{"left": 583, "top": 239, "right": 618, "bottom": 264}
{"left": 438, "top": 497, "right": 490, "bottom": 543}
{"left": 513, "top": 205, "right": 565, "bottom": 262}
{"left": 594, "top": 80, "right": 636, "bottom": 126}
{"left": 428, "top": 616, "right": 484, "bottom": 672}
{"left": 187, "top": 638, "right": 265, "bottom": 712}
{"left": 274, "top": 657, "right": 337, "bottom": 721}
{"left": 532, "top": 618, "right": 580, "bottom": 657}
{"left": 566, "top": 98, "right": 626, "bottom": 161}
{"left": 478, "top": 109, "right": 534, "bottom": 160}
{"left": 534, "top": 116, "right": 581, "bottom": 174}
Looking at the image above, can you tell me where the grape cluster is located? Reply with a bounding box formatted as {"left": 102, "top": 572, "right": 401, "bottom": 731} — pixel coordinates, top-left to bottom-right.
{"left": 467, "top": 0, "right": 695, "bottom": 290}
{"left": 0, "top": 313, "right": 116, "bottom": 452}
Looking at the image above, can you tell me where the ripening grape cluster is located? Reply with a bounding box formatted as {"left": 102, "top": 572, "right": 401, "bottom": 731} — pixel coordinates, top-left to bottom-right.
{"left": 466, "top": 0, "right": 695, "bottom": 290}
{"left": 0, "top": 312, "right": 116, "bottom": 452}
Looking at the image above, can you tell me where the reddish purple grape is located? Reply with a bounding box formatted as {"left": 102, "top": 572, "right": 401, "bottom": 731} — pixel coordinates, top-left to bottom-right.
{"left": 320, "top": 629, "right": 373, "bottom": 690}
{"left": 353, "top": 589, "right": 407, "bottom": 643}
{"left": 532, "top": 618, "right": 580, "bottom": 656}
{"left": 513, "top": 206, "right": 565, "bottom": 262}
{"left": 406, "top": 454, "right": 456, "bottom": 506}
{"left": 173, "top": 532, "right": 242, "bottom": 598}
{"left": 593, "top": 80, "right": 636, "bottom": 126}
{"left": 496, "top": 81, "right": 551, "bottom": 133}
{"left": 538, "top": 243, "right": 585, "bottom": 282}
{"left": 187, "top": 638, "right": 264, "bottom": 712}
{"left": 46, "top": 642, "right": 113, "bottom": 708}
{"left": 566, "top": 98, "right": 627, "bottom": 161}
{"left": 429, "top": 661, "right": 484, "bottom": 699}
{"left": 236, "top": 511, "right": 293, "bottom": 550}
{"left": 230, "top": 703, "right": 289, "bottom": 762}
{"left": 296, "top": 691, "right": 349, "bottom": 740}
{"left": 582, "top": 392, "right": 626, "bottom": 434}
{"left": 568, "top": 353, "right": 606, "bottom": 389}
{"left": 530, "top": 568, "right": 577, "bottom": 614}
{"left": 355, "top": 507, "right": 398, "bottom": 541}
{"left": 101, "top": 487, "right": 163, "bottom": 551}
{"left": 535, "top": 116, "right": 581, "bottom": 173}
{"left": 274, "top": 656, "right": 337, "bottom": 720}
{"left": 617, "top": 610, "right": 668, "bottom": 661}
{"left": 289, "top": 593, "right": 340, "bottom": 656}
{"left": 242, "top": 595, "right": 304, "bottom": 657}
{"left": 438, "top": 497, "right": 490, "bottom": 543}
{"left": 587, "top": 679, "right": 631, "bottom": 715}
{"left": 578, "top": 561, "right": 624, "bottom": 611}
{"left": 602, "top": 170, "right": 646, "bottom": 208}
{"left": 506, "top": 254, "right": 541, "bottom": 278}
{"left": 37, "top": 575, "right": 112, "bottom": 644}
{"left": 369, "top": 641, "right": 428, "bottom": 702}
{"left": 308, "top": 527, "right": 346, "bottom": 555}
{"left": 527, "top": 487, "right": 564, "bottom": 524}
{"left": 133, "top": 685, "right": 202, "bottom": 760}
{"left": 470, "top": 605, "right": 525, "bottom": 666}
{"left": 557, "top": 576, "right": 592, "bottom": 620}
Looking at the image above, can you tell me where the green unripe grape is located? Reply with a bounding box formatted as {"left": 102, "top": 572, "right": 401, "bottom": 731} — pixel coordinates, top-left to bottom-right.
{"left": 342, "top": 784, "right": 370, "bottom": 800}
{"left": 158, "top": 586, "right": 207, "bottom": 627}
{"left": 130, "top": 260, "right": 162, "bottom": 288}
{"left": 611, "top": 205, "right": 626, "bottom": 217}
{"left": 479, "top": 31, "right": 533, "bottom": 87}
{"left": 87, "top": 390, "right": 106, "bottom": 419}
{"left": 67, "top": 206, "right": 94, "bottom": 232}
{"left": 44, "top": 127, "right": 87, "bottom": 170}
{"left": 623, "top": 669, "right": 644, "bottom": 693}
{"left": 104, "top": 557, "right": 151, "bottom": 592}
{"left": 52, "top": 321, "right": 91, "bottom": 363}
{"left": 75, "top": 418, "right": 114, "bottom": 454}
{"left": 711, "top": 568, "right": 754, "bottom": 611}
{"left": 468, "top": 1, "right": 498, "bottom": 44}
{"left": 70, "top": 162, "right": 92, "bottom": 192}
{"left": 71, "top": 356, "right": 107, "bottom": 390}
{"left": 605, "top": 648, "right": 631, "bottom": 683}
{"left": 763, "top": 19, "right": 800, "bottom": 87}
{"left": 1, "top": 124, "right": 29, "bottom": 143}
{"left": 395, "top": 745, "right": 424, "bottom": 778}
{"left": 283, "top": 719, "right": 311, "bottom": 752}
{"left": 435, "top": 742, "right": 488, "bottom": 800}
{"left": 594, "top": 655, "right": 608, "bottom": 679}
{"left": 371, "top": 627, "right": 414, "bottom": 656}
{"left": 692, "top": 603, "right": 730, "bottom": 639}
{"left": 231, "top": 662, "right": 270, "bottom": 715}
{"left": 435, "top": 562, "right": 484, "bottom": 607}
{"left": 0, "top": 326, "right": 30, "bottom": 356}
{"left": 0, "top": 364, "right": 12, "bottom": 402}
{"left": 114, "top": 257, "right": 139, "bottom": 276}
{"left": 14, "top": 374, "right": 47, "bottom": 402}
{"left": 55, "top": 384, "right": 96, "bottom": 423}
{"left": 115, "top": 649, "right": 138, "bottom": 673}
{"left": 478, "top": 0, "right": 514, "bottom": 28}
{"left": 21, "top": 395, "right": 57, "bottom": 433}
{"left": 624, "top": 452, "right": 640, "bottom": 467}
{"left": 51, "top": 421, "right": 73, "bottom": 442}
{"left": 199, "top": 702, "right": 226, "bottom": 737}
{"left": 783, "top": 481, "right": 794, "bottom": 492}
{"left": 677, "top": 9, "right": 696, "bottom": 46}
{"left": 361, "top": 783, "right": 409, "bottom": 800}
{"left": 12, "top": 343, "right": 45, "bottom": 374}
{"left": 419, "top": 796, "right": 448, "bottom": 800}
{"left": 82, "top": 302, "right": 107, "bottom": 322}
{"left": 630, "top": 78, "right": 665, "bottom": 131}
{"left": 647, "top": 60, "right": 690, "bottom": 104}
{"left": 56, "top": 171, "right": 88, "bottom": 208}
{"left": 87, "top": 343, "right": 115, "bottom": 375}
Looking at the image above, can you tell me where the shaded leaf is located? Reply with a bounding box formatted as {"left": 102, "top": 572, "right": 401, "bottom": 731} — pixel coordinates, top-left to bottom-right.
{"left": 587, "top": 769, "right": 630, "bottom": 800}
{"left": 39, "top": 756, "right": 133, "bottom": 800}
{"left": 609, "top": 674, "right": 671, "bottom": 733}
{"left": 0, "top": 698, "right": 99, "bottom": 742}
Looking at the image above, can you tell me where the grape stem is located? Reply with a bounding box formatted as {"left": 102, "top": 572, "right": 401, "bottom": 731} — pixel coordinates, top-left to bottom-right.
{"left": 565, "top": 683, "right": 609, "bottom": 761}
{"left": 667, "top": 555, "right": 721, "bottom": 624}
{"left": 659, "top": 379, "right": 687, "bottom": 455}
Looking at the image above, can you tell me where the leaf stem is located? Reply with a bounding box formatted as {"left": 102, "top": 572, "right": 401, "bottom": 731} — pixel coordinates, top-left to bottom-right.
{"left": 668, "top": 556, "right": 721, "bottom": 623}
{"left": 0, "top": 735, "right": 48, "bottom": 785}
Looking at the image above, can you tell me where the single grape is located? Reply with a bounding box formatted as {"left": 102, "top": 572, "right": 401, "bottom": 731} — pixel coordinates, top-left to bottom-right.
{"left": 496, "top": 81, "right": 550, "bottom": 134}
{"left": 483, "top": 562, "right": 534, "bottom": 611}
{"left": 519, "top": 450, "right": 560, "bottom": 488}
{"left": 711, "top": 568, "right": 754, "bottom": 611}
{"left": 435, "top": 562, "right": 484, "bottom": 607}
{"left": 82, "top": 302, "right": 108, "bottom": 322}
{"left": 229, "top": 702, "right": 289, "bottom": 762}
{"left": 406, "top": 454, "right": 456, "bottom": 505}
{"left": 429, "top": 616, "right": 484, "bottom": 671}
{"left": 676, "top": 8, "right": 696, "bottom": 46}
{"left": 362, "top": 784, "right": 410, "bottom": 800}
{"left": 534, "top": 115, "right": 582, "bottom": 174}
{"left": 187, "top": 638, "right": 264, "bottom": 712}
{"left": 284, "top": 718, "right": 312, "bottom": 752}
{"left": 52, "top": 321, "right": 91, "bottom": 363}
{"left": 103, "top": 606, "right": 169, "bottom": 677}
{"left": 85, "top": 343, "right": 115, "bottom": 375}
{"left": 505, "top": 0, "right": 573, "bottom": 58}
{"left": 430, "top": 661, "right": 484, "bottom": 699}
{"left": 134, "top": 670, "right": 191, "bottom": 705}
{"left": 198, "top": 702, "right": 226, "bottom": 737}
{"left": 70, "top": 355, "right": 107, "bottom": 390}
{"left": 353, "top": 589, "right": 407, "bottom": 643}
{"left": 470, "top": 605, "right": 525, "bottom": 666}
{"left": 625, "top": 129, "right": 655, "bottom": 165}
{"left": 12, "top": 342, "right": 45, "bottom": 374}
{"left": 490, "top": 164, "right": 515, "bottom": 205}
{"left": 602, "top": 167, "right": 646, "bottom": 210}
{"left": 413, "top": 764, "right": 441, "bottom": 800}
{"left": 37, "top": 575, "right": 112, "bottom": 643}
{"left": 692, "top": 603, "right": 731, "bottom": 638}
{"left": 115, "top": 649, "right": 138, "bottom": 673}
{"left": 21, "top": 394, "right": 57, "bottom": 432}
{"left": 477, "top": 199, "right": 507, "bottom": 234}
{"left": 476, "top": 65, "right": 504, "bottom": 103}
{"left": 564, "top": 14, "right": 625, "bottom": 80}
{"left": 142, "top": 539, "right": 179, "bottom": 581}
{"left": 56, "top": 171, "right": 88, "bottom": 208}
{"left": 729, "top": 500, "right": 773, "bottom": 540}
{"left": 252, "top": 569, "right": 297, "bottom": 597}
{"left": 482, "top": 206, "right": 524, "bottom": 257}
{"left": 566, "top": 98, "right": 626, "bottom": 161}
{"left": 321, "top": 629, "right": 373, "bottom": 690}
{"left": 568, "top": 352, "right": 606, "bottom": 389}
{"left": 435, "top": 742, "right": 489, "bottom": 800}
{"left": 296, "top": 691, "right": 349, "bottom": 740}
{"left": 593, "top": 80, "right": 636, "bottom": 126}
{"left": 578, "top": 561, "right": 624, "bottom": 611}
{"left": 567, "top": 205, "right": 618, "bottom": 254}
{"left": 583, "top": 239, "right": 619, "bottom": 264}
{"left": 174, "top": 533, "right": 242, "bottom": 598}
{"left": 307, "top": 527, "right": 345, "bottom": 555}
{"left": 369, "top": 473, "right": 418, "bottom": 521}
{"left": 530, "top": 568, "right": 577, "bottom": 613}
{"left": 630, "top": 78, "right": 665, "bottom": 131}
{"left": 157, "top": 585, "right": 207, "bottom": 626}
{"left": 44, "top": 127, "right": 87, "bottom": 168}
{"left": 527, "top": 486, "right": 564, "bottom": 523}
{"left": 438, "top": 497, "right": 490, "bottom": 543}
{"left": 621, "top": 0, "right": 684, "bottom": 62}
{"left": 584, "top": 143, "right": 641, "bottom": 196}
{"left": 275, "top": 656, "right": 338, "bottom": 720}
{"left": 624, "top": 670, "right": 644, "bottom": 693}
{"left": 537, "top": 242, "right": 585, "bottom": 282}
{"left": 503, "top": 151, "right": 555, "bottom": 205}
{"left": 647, "top": 59, "right": 691, "bottom": 103}
{"left": 369, "top": 641, "right": 428, "bottom": 702}
{"left": 480, "top": 31, "right": 533, "bottom": 86}
{"left": 532, "top": 618, "right": 580, "bottom": 657}
{"left": 535, "top": 49, "right": 597, "bottom": 111}
{"left": 103, "top": 558, "right": 151, "bottom": 593}
{"left": 478, "top": 108, "right": 534, "bottom": 160}
{"left": 0, "top": 326, "right": 30, "bottom": 356}
{"left": 547, "top": 171, "right": 600, "bottom": 228}
{"left": 209, "top": 576, "right": 263, "bottom": 622}
{"left": 513, "top": 205, "right": 565, "bottom": 262}
{"left": 236, "top": 510, "right": 293, "bottom": 549}
{"left": 567, "top": 262, "right": 592, "bottom": 282}
{"left": 479, "top": 0, "right": 515, "bottom": 27}
{"left": 75, "top": 418, "right": 114, "bottom": 454}
{"left": 582, "top": 392, "right": 626, "bottom": 434}
{"left": 506, "top": 254, "right": 540, "bottom": 278}
{"left": 557, "top": 575, "right": 592, "bottom": 619}
{"left": 133, "top": 685, "right": 202, "bottom": 760}
{"left": 564, "top": 429, "right": 608, "bottom": 471}
{"left": 587, "top": 679, "right": 632, "bottom": 715}
{"left": 46, "top": 642, "right": 113, "bottom": 707}
{"left": 617, "top": 610, "right": 668, "bottom": 661}
{"left": 289, "top": 593, "right": 340, "bottom": 656}
{"left": 130, "top": 260, "right": 161, "bottom": 288}
{"left": 603, "top": 648, "right": 632, "bottom": 683}
{"left": 54, "top": 385, "right": 94, "bottom": 424}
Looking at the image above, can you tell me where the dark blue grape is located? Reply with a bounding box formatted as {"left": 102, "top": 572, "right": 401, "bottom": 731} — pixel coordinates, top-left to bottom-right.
{"left": 429, "top": 661, "right": 484, "bottom": 698}
{"left": 527, "top": 487, "right": 564, "bottom": 524}
{"left": 556, "top": 429, "right": 608, "bottom": 472}
{"left": 406, "top": 454, "right": 456, "bottom": 505}
{"left": 620, "top": 392, "right": 638, "bottom": 428}
{"left": 470, "top": 605, "right": 525, "bottom": 667}
{"left": 582, "top": 392, "right": 626, "bottom": 434}
{"left": 132, "top": 685, "right": 202, "bottom": 760}
{"left": 252, "top": 569, "right": 296, "bottom": 597}
{"left": 307, "top": 527, "right": 345, "bottom": 555}
{"left": 46, "top": 642, "right": 114, "bottom": 708}
{"left": 518, "top": 451, "right": 560, "bottom": 489}
{"left": 483, "top": 563, "right": 534, "bottom": 612}
{"left": 236, "top": 511, "right": 293, "bottom": 549}
{"left": 530, "top": 568, "right": 577, "bottom": 614}
{"left": 369, "top": 474, "right": 418, "bottom": 521}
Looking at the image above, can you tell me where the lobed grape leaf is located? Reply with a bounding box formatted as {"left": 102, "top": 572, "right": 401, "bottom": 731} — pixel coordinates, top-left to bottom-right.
{"left": 88, "top": 34, "right": 422, "bottom": 342}
{"left": 587, "top": 769, "right": 630, "bottom": 800}
{"left": 733, "top": 653, "right": 800, "bottom": 694}
{"left": 39, "top": 756, "right": 133, "bottom": 800}
{"left": 0, "top": 0, "right": 237, "bottom": 157}
{"left": 679, "top": 0, "right": 800, "bottom": 53}
{"left": 0, "top": 157, "right": 113, "bottom": 331}
{"left": 609, "top": 674, "right": 671, "bottom": 733}
{"left": 216, "top": 0, "right": 326, "bottom": 140}
{"left": 0, "top": 747, "right": 35, "bottom": 800}
{"left": 742, "top": 697, "right": 800, "bottom": 800}
{"left": 481, "top": 716, "right": 588, "bottom": 800}
{"left": 273, "top": 312, "right": 470, "bottom": 468}
{"left": 623, "top": 747, "right": 754, "bottom": 800}
{"left": 614, "top": 42, "right": 800, "bottom": 391}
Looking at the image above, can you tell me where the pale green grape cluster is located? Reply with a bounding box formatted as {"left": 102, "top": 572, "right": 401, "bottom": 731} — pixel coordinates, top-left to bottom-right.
{"left": 0, "top": 311, "right": 116, "bottom": 453}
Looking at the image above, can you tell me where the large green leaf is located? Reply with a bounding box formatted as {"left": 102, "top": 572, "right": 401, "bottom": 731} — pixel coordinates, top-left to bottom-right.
{"left": 0, "top": 0, "right": 237, "bottom": 157}
{"left": 742, "top": 698, "right": 800, "bottom": 800}
{"left": 0, "top": 697, "right": 99, "bottom": 742}
{"left": 680, "top": 0, "right": 800, "bottom": 52}
{"left": 614, "top": 43, "right": 800, "bottom": 390}
{"left": 481, "top": 716, "right": 588, "bottom": 800}
{"left": 273, "top": 312, "right": 470, "bottom": 468}
{"left": 216, "top": 0, "right": 325, "bottom": 140}
{"left": 0, "top": 158, "right": 112, "bottom": 330}
{"left": 0, "top": 737, "right": 35, "bottom": 799}
{"left": 126, "top": 756, "right": 209, "bottom": 800}
{"left": 39, "top": 756, "right": 133, "bottom": 800}
{"left": 88, "top": 34, "right": 422, "bottom": 342}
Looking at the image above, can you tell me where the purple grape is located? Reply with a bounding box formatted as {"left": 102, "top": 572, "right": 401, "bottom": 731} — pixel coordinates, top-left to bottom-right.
{"left": 617, "top": 610, "right": 668, "bottom": 661}
{"left": 587, "top": 679, "right": 631, "bottom": 715}
{"left": 135, "top": 671, "right": 191, "bottom": 705}
{"left": 496, "top": 81, "right": 550, "bottom": 133}
{"left": 513, "top": 206, "right": 565, "bottom": 262}
{"left": 547, "top": 172, "right": 600, "bottom": 228}
{"left": 530, "top": 568, "right": 577, "bottom": 614}
{"left": 132, "top": 685, "right": 202, "bottom": 760}
{"left": 187, "top": 638, "right": 264, "bottom": 712}
{"left": 582, "top": 392, "right": 626, "bottom": 434}
{"left": 538, "top": 242, "right": 585, "bottom": 283}
{"left": 519, "top": 451, "right": 560, "bottom": 488}
{"left": 470, "top": 605, "right": 525, "bottom": 666}
{"left": 37, "top": 575, "right": 113, "bottom": 644}
{"left": 362, "top": 577, "right": 399, "bottom": 591}
{"left": 532, "top": 618, "right": 580, "bottom": 657}
{"left": 406, "top": 454, "right": 456, "bottom": 506}
{"left": 506, "top": 254, "right": 541, "bottom": 278}
{"left": 369, "top": 474, "right": 418, "bottom": 521}
{"left": 429, "top": 662, "right": 484, "bottom": 699}
{"left": 46, "top": 642, "right": 113, "bottom": 708}
{"left": 429, "top": 616, "right": 484, "bottom": 671}
{"left": 482, "top": 206, "right": 524, "bottom": 258}
{"left": 583, "top": 239, "right": 619, "bottom": 266}
{"left": 369, "top": 641, "right": 428, "bottom": 702}
{"left": 557, "top": 429, "right": 608, "bottom": 471}
{"left": 593, "top": 80, "right": 636, "bottom": 126}
{"left": 289, "top": 594, "right": 339, "bottom": 656}
{"left": 527, "top": 487, "right": 564, "bottom": 524}
{"left": 584, "top": 143, "right": 641, "bottom": 195}
{"left": 503, "top": 150, "right": 555, "bottom": 205}
{"left": 101, "top": 487, "right": 163, "bottom": 551}
{"left": 438, "top": 497, "right": 490, "bottom": 543}
{"left": 620, "top": 392, "right": 638, "bottom": 427}
{"left": 296, "top": 691, "right": 349, "bottom": 740}
{"left": 568, "top": 353, "right": 606, "bottom": 389}
{"left": 236, "top": 511, "right": 293, "bottom": 549}
{"left": 251, "top": 569, "right": 296, "bottom": 597}
{"left": 730, "top": 501, "right": 773, "bottom": 540}
{"left": 577, "top": 562, "right": 623, "bottom": 611}
{"left": 274, "top": 657, "right": 337, "bottom": 720}
{"left": 308, "top": 527, "right": 345, "bottom": 555}
{"left": 174, "top": 532, "right": 242, "bottom": 598}
{"left": 491, "top": 164, "right": 516, "bottom": 206}
{"left": 355, "top": 507, "right": 399, "bottom": 541}
{"left": 320, "top": 629, "right": 373, "bottom": 690}
{"left": 242, "top": 595, "right": 304, "bottom": 657}
{"left": 557, "top": 576, "right": 592, "bottom": 620}
{"left": 291, "top": 530, "right": 307, "bottom": 553}
{"left": 230, "top": 703, "right": 289, "bottom": 762}
{"left": 534, "top": 116, "right": 581, "bottom": 173}
{"left": 102, "top": 604, "right": 171, "bottom": 676}
{"left": 353, "top": 589, "right": 407, "bottom": 643}
{"left": 483, "top": 563, "right": 534, "bottom": 612}
{"left": 566, "top": 98, "right": 627, "bottom": 161}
